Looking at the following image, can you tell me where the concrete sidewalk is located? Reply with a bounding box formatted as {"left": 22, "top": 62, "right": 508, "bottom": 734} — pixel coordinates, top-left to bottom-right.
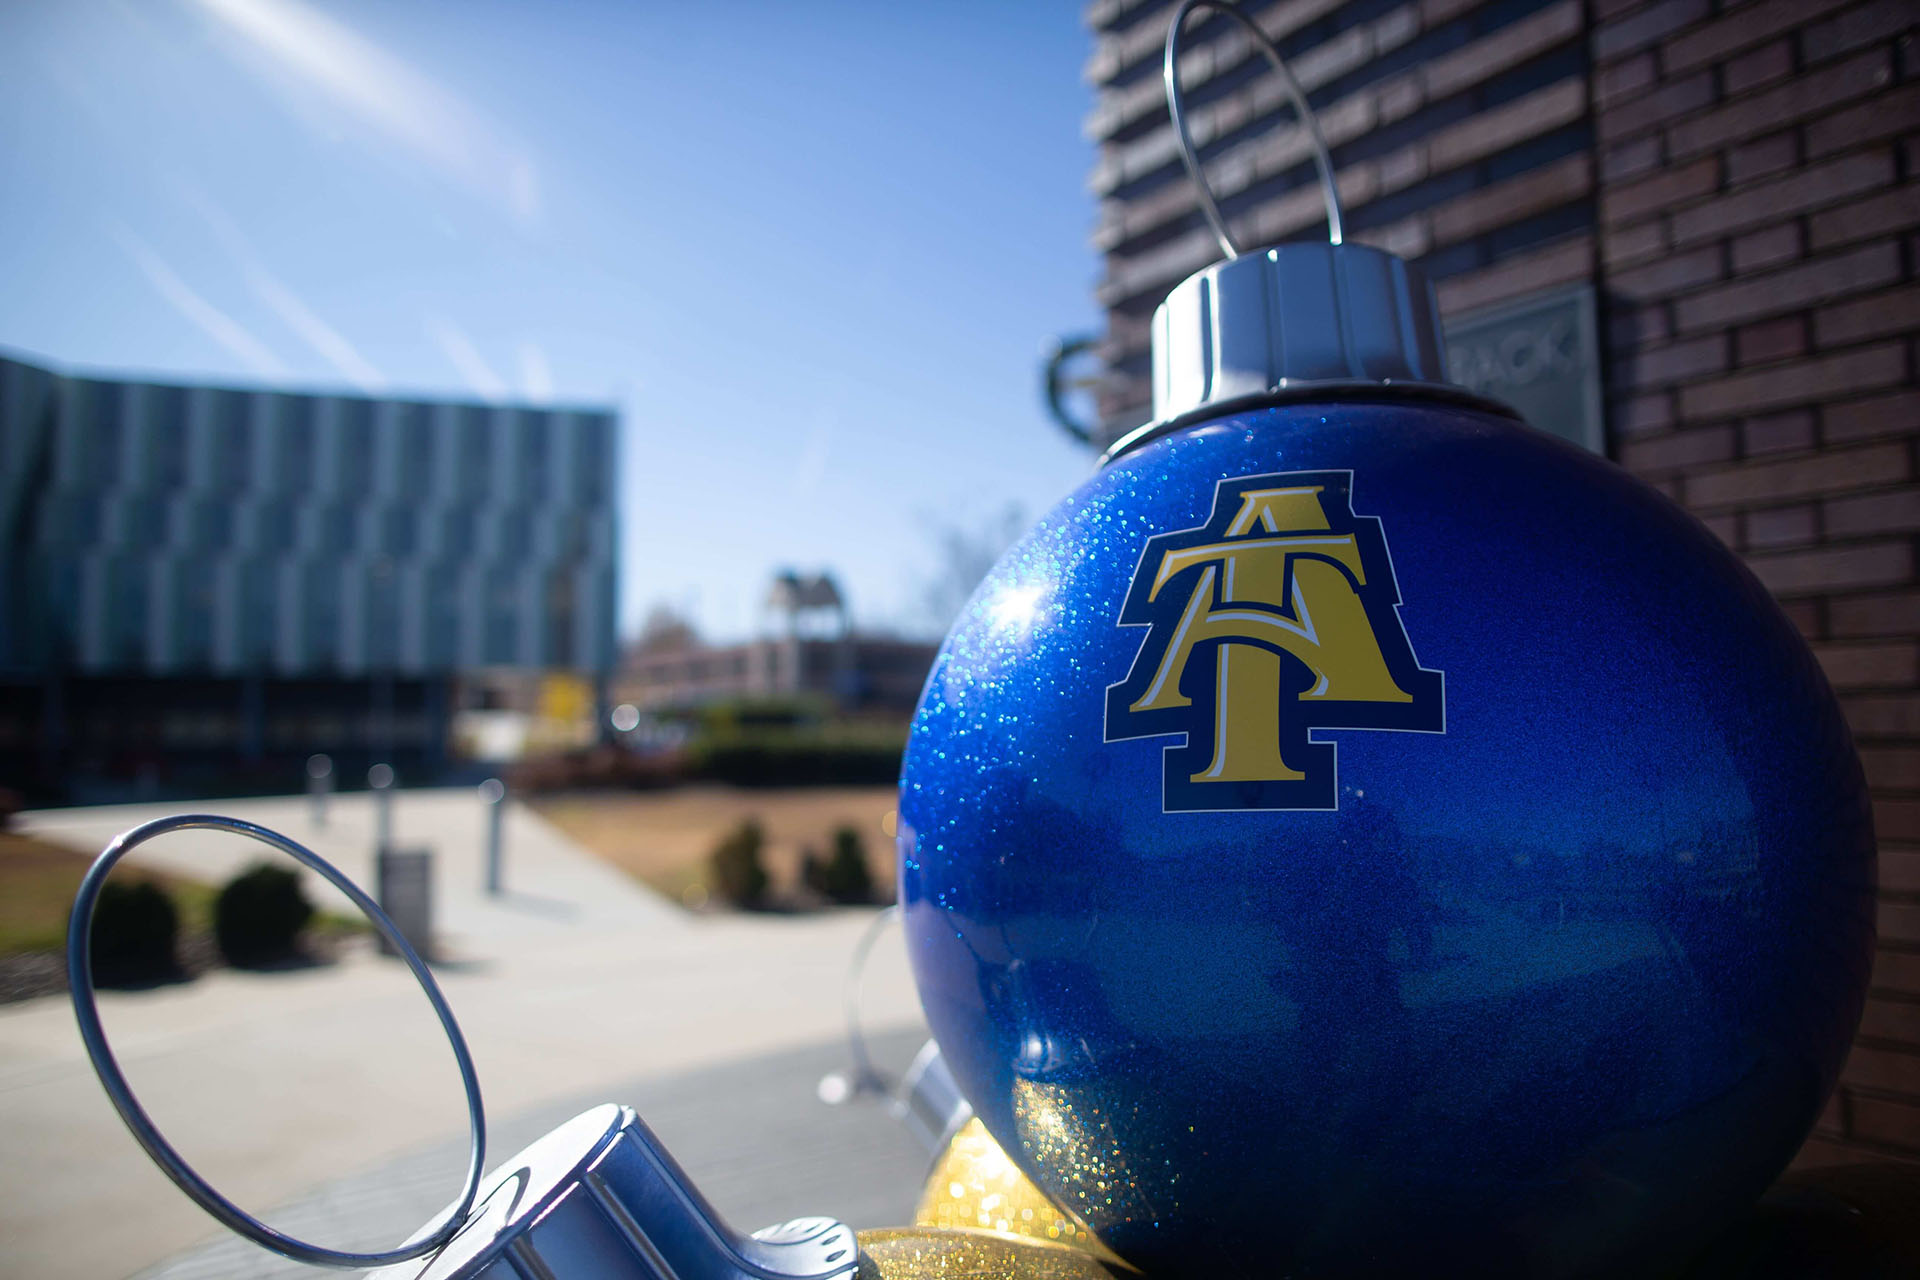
{"left": 16, "top": 787, "right": 683, "bottom": 943}
{"left": 132, "top": 1029, "right": 935, "bottom": 1280}
{"left": 2, "top": 791, "right": 924, "bottom": 1280}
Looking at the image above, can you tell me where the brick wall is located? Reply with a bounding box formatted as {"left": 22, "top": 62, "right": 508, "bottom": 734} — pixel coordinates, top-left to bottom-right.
{"left": 1087, "top": 0, "right": 1598, "bottom": 437}
{"left": 1590, "top": 0, "right": 1920, "bottom": 1166}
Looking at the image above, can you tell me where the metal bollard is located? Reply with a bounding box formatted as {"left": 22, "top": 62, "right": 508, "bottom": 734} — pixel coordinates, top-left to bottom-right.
{"left": 306, "top": 753, "right": 333, "bottom": 828}
{"left": 368, "top": 762, "right": 395, "bottom": 851}
{"left": 480, "top": 778, "right": 506, "bottom": 895}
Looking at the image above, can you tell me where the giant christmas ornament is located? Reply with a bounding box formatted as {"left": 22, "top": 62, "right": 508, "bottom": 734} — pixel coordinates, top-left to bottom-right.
{"left": 898, "top": 267, "right": 1877, "bottom": 1277}
{"left": 896, "top": 8, "right": 1876, "bottom": 1277}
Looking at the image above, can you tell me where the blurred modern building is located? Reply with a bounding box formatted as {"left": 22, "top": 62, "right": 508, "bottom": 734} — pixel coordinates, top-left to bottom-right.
{"left": 0, "top": 350, "right": 617, "bottom": 799}
{"left": 615, "top": 571, "right": 936, "bottom": 715}
{"left": 617, "top": 632, "right": 937, "bottom": 715}
{"left": 1084, "top": 0, "right": 1917, "bottom": 1170}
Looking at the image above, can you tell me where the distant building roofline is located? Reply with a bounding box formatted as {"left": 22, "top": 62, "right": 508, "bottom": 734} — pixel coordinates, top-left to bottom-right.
{"left": 0, "top": 345, "right": 620, "bottom": 418}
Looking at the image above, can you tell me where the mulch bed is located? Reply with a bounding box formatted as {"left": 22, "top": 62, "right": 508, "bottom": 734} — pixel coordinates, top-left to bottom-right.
{"left": 0, "top": 930, "right": 350, "bottom": 1006}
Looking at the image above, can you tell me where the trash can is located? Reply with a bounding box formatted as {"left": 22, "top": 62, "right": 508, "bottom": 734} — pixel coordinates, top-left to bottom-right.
{"left": 375, "top": 845, "right": 433, "bottom": 960}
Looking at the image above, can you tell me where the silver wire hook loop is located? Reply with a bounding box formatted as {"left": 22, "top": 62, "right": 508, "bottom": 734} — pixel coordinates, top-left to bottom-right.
{"left": 1164, "top": 0, "right": 1347, "bottom": 257}
{"left": 843, "top": 904, "right": 899, "bottom": 1094}
{"left": 66, "top": 813, "right": 487, "bottom": 1270}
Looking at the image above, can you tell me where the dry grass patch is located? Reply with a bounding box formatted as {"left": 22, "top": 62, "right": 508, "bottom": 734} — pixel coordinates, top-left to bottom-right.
{"left": 0, "top": 831, "right": 115, "bottom": 955}
{"left": 0, "top": 830, "right": 363, "bottom": 960}
{"left": 0, "top": 831, "right": 231, "bottom": 956}
{"left": 531, "top": 785, "right": 899, "bottom": 907}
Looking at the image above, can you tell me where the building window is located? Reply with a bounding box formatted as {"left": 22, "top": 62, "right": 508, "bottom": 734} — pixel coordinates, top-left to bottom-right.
{"left": 574, "top": 415, "right": 610, "bottom": 506}
{"left": 545, "top": 569, "right": 575, "bottom": 667}
{"left": 253, "top": 503, "right": 295, "bottom": 553}
{"left": 175, "top": 569, "right": 214, "bottom": 671}
{"left": 207, "top": 391, "right": 248, "bottom": 492}
{"left": 424, "top": 566, "right": 458, "bottom": 668}
{"left": 143, "top": 386, "right": 188, "bottom": 490}
{"left": 318, "top": 502, "right": 357, "bottom": 554}
{"left": 484, "top": 570, "right": 519, "bottom": 664}
{"left": 456, "top": 406, "right": 492, "bottom": 499}
{"left": 338, "top": 399, "right": 374, "bottom": 495}
{"left": 304, "top": 563, "right": 340, "bottom": 670}
{"left": 495, "top": 506, "right": 531, "bottom": 562}
{"left": 515, "top": 411, "right": 549, "bottom": 502}
{"left": 441, "top": 506, "right": 476, "bottom": 557}
{"left": 397, "top": 403, "right": 433, "bottom": 494}
{"left": 110, "top": 558, "right": 148, "bottom": 669}
{"left": 381, "top": 506, "right": 415, "bottom": 556}
{"left": 366, "top": 568, "right": 399, "bottom": 670}
{"left": 273, "top": 396, "right": 316, "bottom": 494}
{"left": 238, "top": 561, "right": 274, "bottom": 669}
{"left": 82, "top": 386, "right": 123, "bottom": 488}
{"left": 40, "top": 494, "right": 100, "bottom": 549}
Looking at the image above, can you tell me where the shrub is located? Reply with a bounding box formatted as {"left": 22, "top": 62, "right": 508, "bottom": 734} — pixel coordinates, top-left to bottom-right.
{"left": 688, "top": 731, "right": 906, "bottom": 787}
{"left": 507, "top": 746, "right": 686, "bottom": 793}
{"left": 707, "top": 819, "right": 769, "bottom": 908}
{"left": 803, "top": 825, "right": 874, "bottom": 904}
{"left": 798, "top": 845, "right": 824, "bottom": 895}
{"left": 89, "top": 880, "right": 179, "bottom": 983}
{"left": 214, "top": 862, "right": 314, "bottom": 967}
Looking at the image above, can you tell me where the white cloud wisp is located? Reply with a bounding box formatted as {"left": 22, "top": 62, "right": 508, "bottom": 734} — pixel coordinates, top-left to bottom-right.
{"left": 191, "top": 0, "right": 543, "bottom": 227}
{"left": 427, "top": 315, "right": 509, "bottom": 401}
{"left": 177, "top": 185, "right": 389, "bottom": 392}
{"left": 109, "top": 223, "right": 289, "bottom": 377}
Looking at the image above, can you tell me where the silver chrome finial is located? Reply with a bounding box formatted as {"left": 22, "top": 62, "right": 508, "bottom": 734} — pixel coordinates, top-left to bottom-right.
{"left": 1110, "top": 1, "right": 1479, "bottom": 463}
{"left": 1146, "top": 242, "right": 1450, "bottom": 423}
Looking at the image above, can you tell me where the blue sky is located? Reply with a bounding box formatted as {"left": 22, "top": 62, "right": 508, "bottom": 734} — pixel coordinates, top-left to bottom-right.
{"left": 0, "top": 0, "right": 1104, "bottom": 642}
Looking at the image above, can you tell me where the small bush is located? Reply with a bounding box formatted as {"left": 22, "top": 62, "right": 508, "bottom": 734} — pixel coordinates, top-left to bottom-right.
{"left": 90, "top": 880, "right": 179, "bottom": 983}
{"left": 803, "top": 825, "right": 874, "bottom": 904}
{"left": 687, "top": 729, "right": 906, "bottom": 787}
{"left": 215, "top": 862, "right": 314, "bottom": 967}
{"left": 707, "top": 819, "right": 770, "bottom": 908}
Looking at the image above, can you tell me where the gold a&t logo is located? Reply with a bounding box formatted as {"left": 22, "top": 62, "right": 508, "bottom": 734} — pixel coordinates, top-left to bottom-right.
{"left": 1105, "top": 470, "right": 1444, "bottom": 811}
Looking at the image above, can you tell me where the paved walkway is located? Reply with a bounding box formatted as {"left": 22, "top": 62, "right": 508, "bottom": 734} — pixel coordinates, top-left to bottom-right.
{"left": 2, "top": 791, "right": 924, "bottom": 1280}
{"left": 131, "top": 1029, "right": 934, "bottom": 1280}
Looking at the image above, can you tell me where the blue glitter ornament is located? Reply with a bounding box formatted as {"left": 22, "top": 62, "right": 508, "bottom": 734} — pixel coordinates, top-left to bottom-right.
{"left": 900, "top": 385, "right": 1874, "bottom": 1275}
{"left": 897, "top": 13, "right": 1874, "bottom": 1268}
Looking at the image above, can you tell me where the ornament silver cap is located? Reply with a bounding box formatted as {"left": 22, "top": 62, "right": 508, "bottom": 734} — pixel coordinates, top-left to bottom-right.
{"left": 1148, "top": 241, "right": 1450, "bottom": 424}
{"left": 1103, "top": 0, "right": 1497, "bottom": 464}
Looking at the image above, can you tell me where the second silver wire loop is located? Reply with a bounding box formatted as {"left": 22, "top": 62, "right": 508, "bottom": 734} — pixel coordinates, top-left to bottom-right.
{"left": 66, "top": 813, "right": 488, "bottom": 1270}
{"left": 1164, "top": 0, "right": 1347, "bottom": 257}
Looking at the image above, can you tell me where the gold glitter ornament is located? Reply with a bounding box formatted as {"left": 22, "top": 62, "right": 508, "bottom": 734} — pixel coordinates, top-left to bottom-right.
{"left": 911, "top": 1118, "right": 1126, "bottom": 1266}
{"left": 854, "top": 1226, "right": 1132, "bottom": 1278}
{"left": 1010, "top": 1079, "right": 1169, "bottom": 1249}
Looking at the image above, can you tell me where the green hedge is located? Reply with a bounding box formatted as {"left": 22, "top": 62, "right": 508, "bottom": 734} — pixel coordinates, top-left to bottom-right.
{"left": 686, "top": 729, "right": 905, "bottom": 787}
{"left": 509, "top": 713, "right": 908, "bottom": 793}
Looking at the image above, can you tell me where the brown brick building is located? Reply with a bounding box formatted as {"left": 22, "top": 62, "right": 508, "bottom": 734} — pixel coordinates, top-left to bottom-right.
{"left": 1084, "top": 0, "right": 1918, "bottom": 1166}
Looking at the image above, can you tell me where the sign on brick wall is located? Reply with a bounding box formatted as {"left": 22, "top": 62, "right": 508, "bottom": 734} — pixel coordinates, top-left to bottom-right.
{"left": 1444, "top": 284, "right": 1605, "bottom": 455}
